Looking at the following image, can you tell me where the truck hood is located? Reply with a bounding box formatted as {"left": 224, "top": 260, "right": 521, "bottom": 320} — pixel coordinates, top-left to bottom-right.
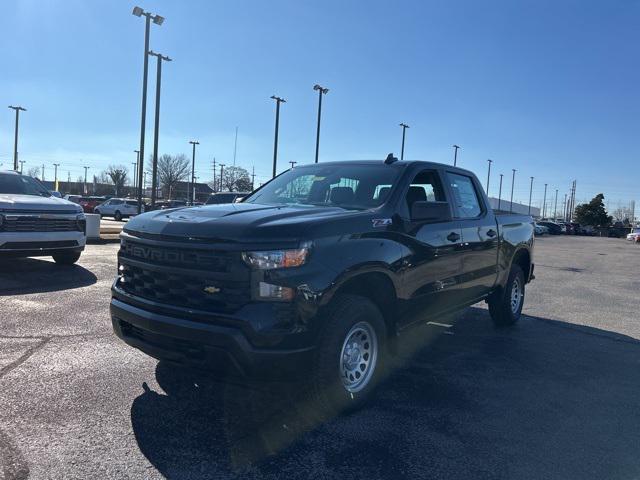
{"left": 124, "top": 202, "right": 364, "bottom": 245}
{"left": 0, "top": 194, "right": 82, "bottom": 213}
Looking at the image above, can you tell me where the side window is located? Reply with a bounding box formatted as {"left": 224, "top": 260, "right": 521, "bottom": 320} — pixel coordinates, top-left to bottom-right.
{"left": 112, "top": 199, "right": 123, "bottom": 205}
{"left": 406, "top": 170, "right": 445, "bottom": 211}
{"left": 447, "top": 173, "right": 483, "bottom": 218}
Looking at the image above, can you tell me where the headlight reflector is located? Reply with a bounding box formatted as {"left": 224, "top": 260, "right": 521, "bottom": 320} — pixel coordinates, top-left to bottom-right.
{"left": 242, "top": 248, "right": 308, "bottom": 269}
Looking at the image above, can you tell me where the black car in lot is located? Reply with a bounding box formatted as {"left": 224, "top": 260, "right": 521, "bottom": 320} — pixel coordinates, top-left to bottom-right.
{"left": 111, "top": 159, "right": 535, "bottom": 414}
{"left": 537, "top": 221, "right": 563, "bottom": 235}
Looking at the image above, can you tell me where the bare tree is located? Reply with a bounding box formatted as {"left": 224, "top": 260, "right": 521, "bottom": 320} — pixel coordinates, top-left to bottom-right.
{"left": 105, "top": 165, "right": 129, "bottom": 197}
{"left": 219, "top": 166, "right": 251, "bottom": 192}
{"left": 27, "top": 166, "right": 41, "bottom": 179}
{"left": 158, "top": 154, "right": 190, "bottom": 199}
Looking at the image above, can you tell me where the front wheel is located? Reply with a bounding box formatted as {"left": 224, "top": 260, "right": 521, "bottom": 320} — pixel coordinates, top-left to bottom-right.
{"left": 307, "top": 295, "right": 387, "bottom": 417}
{"left": 488, "top": 264, "right": 525, "bottom": 327}
{"left": 52, "top": 252, "right": 81, "bottom": 265}
{"left": 114, "top": 210, "right": 122, "bottom": 222}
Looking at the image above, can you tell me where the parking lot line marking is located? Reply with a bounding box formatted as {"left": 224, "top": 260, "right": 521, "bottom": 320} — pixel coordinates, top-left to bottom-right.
{"left": 427, "top": 321, "right": 453, "bottom": 328}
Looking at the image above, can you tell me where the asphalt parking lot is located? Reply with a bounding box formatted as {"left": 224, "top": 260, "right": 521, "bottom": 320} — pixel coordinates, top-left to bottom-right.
{"left": 1, "top": 236, "right": 639, "bottom": 480}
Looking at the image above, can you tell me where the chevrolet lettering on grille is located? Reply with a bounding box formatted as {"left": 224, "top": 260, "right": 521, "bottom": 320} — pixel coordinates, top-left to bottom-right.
{"left": 123, "top": 242, "right": 218, "bottom": 267}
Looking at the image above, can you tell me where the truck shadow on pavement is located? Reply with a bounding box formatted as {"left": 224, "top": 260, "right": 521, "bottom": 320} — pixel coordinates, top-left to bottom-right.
{"left": 130, "top": 307, "right": 640, "bottom": 480}
{"left": 0, "top": 258, "right": 97, "bottom": 296}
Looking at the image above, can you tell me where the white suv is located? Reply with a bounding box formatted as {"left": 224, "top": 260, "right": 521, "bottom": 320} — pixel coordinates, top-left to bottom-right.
{"left": 0, "top": 171, "right": 86, "bottom": 264}
{"left": 94, "top": 198, "right": 141, "bottom": 221}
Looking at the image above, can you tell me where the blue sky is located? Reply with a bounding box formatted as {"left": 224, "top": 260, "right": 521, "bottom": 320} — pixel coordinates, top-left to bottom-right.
{"left": 1, "top": 0, "right": 638, "bottom": 211}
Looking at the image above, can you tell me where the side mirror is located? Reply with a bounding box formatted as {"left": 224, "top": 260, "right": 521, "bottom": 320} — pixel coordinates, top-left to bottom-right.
{"left": 410, "top": 201, "right": 452, "bottom": 223}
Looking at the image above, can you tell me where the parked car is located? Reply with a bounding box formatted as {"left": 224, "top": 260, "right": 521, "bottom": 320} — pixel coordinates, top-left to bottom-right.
{"left": 64, "top": 194, "right": 82, "bottom": 204}
{"left": 205, "top": 192, "right": 250, "bottom": 205}
{"left": 50, "top": 191, "right": 62, "bottom": 198}
{"left": 111, "top": 159, "right": 535, "bottom": 414}
{"left": 534, "top": 223, "right": 549, "bottom": 235}
{"left": 537, "top": 221, "right": 563, "bottom": 235}
{"left": 94, "top": 198, "right": 141, "bottom": 221}
{"left": 626, "top": 228, "right": 640, "bottom": 242}
{"left": 78, "top": 196, "right": 106, "bottom": 213}
{"left": 147, "top": 200, "right": 188, "bottom": 211}
{"left": 0, "top": 170, "right": 86, "bottom": 264}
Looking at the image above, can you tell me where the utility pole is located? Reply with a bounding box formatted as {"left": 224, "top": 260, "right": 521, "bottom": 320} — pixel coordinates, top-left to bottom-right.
{"left": 270, "top": 95, "right": 286, "bottom": 178}
{"left": 251, "top": 166, "right": 255, "bottom": 191}
{"left": 53, "top": 163, "right": 60, "bottom": 192}
{"left": 563, "top": 193, "right": 568, "bottom": 221}
{"left": 83, "top": 166, "right": 90, "bottom": 195}
{"left": 553, "top": 189, "right": 558, "bottom": 220}
{"left": 399, "top": 123, "right": 409, "bottom": 160}
{"left": 134, "top": 150, "right": 140, "bottom": 190}
{"left": 41, "top": 164, "right": 45, "bottom": 182}
{"left": 313, "top": 85, "right": 329, "bottom": 163}
{"left": 498, "top": 174, "right": 503, "bottom": 211}
{"left": 219, "top": 164, "right": 226, "bottom": 192}
{"left": 132, "top": 162, "right": 138, "bottom": 190}
{"left": 289, "top": 161, "right": 297, "bottom": 169}
{"left": 212, "top": 157, "right": 217, "bottom": 193}
{"left": 233, "top": 126, "right": 238, "bottom": 166}
{"left": 452, "top": 145, "right": 460, "bottom": 166}
{"left": 132, "top": 6, "right": 165, "bottom": 213}
{"left": 509, "top": 169, "right": 516, "bottom": 213}
{"left": 486, "top": 159, "right": 492, "bottom": 195}
{"left": 542, "top": 183, "right": 548, "bottom": 218}
{"left": 149, "top": 50, "right": 172, "bottom": 207}
{"left": 8, "top": 106, "right": 26, "bottom": 171}
{"left": 188, "top": 140, "right": 199, "bottom": 204}
{"left": 528, "top": 176, "right": 534, "bottom": 215}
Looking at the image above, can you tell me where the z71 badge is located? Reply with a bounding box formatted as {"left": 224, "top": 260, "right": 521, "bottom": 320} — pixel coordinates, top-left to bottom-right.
{"left": 372, "top": 218, "right": 392, "bottom": 228}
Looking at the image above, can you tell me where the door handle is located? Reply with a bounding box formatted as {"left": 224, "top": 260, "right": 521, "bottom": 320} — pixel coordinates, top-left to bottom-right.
{"left": 447, "top": 232, "right": 460, "bottom": 242}
{"left": 487, "top": 229, "right": 497, "bottom": 238}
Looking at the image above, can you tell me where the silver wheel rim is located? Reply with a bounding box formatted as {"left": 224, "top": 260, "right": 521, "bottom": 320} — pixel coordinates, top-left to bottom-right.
{"left": 339, "top": 321, "right": 378, "bottom": 393}
{"left": 510, "top": 277, "right": 522, "bottom": 314}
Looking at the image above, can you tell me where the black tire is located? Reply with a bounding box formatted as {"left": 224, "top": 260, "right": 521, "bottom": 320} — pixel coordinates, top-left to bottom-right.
{"left": 489, "top": 264, "right": 525, "bottom": 327}
{"left": 52, "top": 252, "right": 81, "bottom": 265}
{"left": 114, "top": 210, "right": 122, "bottom": 222}
{"left": 306, "top": 294, "right": 387, "bottom": 417}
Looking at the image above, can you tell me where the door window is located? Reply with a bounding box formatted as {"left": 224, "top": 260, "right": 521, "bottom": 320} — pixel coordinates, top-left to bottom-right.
{"left": 447, "top": 173, "right": 483, "bottom": 218}
{"left": 406, "top": 170, "right": 445, "bottom": 211}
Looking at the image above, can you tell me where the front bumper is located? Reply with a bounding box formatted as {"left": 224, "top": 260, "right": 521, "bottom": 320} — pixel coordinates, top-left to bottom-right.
{"left": 110, "top": 296, "right": 316, "bottom": 379}
{"left": 0, "top": 231, "right": 86, "bottom": 256}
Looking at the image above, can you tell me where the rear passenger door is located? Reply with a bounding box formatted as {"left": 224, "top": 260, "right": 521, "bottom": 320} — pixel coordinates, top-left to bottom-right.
{"left": 444, "top": 171, "right": 499, "bottom": 303}
{"left": 397, "top": 169, "right": 465, "bottom": 327}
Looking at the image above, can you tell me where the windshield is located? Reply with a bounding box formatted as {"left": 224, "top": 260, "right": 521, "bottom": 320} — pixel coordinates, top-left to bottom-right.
{"left": 0, "top": 174, "right": 51, "bottom": 197}
{"left": 244, "top": 164, "right": 401, "bottom": 210}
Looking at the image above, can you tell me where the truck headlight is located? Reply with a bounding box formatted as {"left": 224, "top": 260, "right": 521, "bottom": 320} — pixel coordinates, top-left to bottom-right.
{"left": 242, "top": 248, "right": 308, "bottom": 270}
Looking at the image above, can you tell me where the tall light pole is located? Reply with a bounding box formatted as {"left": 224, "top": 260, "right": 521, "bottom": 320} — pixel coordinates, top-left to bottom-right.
{"left": 509, "top": 169, "right": 516, "bottom": 213}
{"left": 132, "top": 6, "right": 165, "bottom": 213}
{"left": 528, "top": 176, "right": 534, "bottom": 215}
{"left": 83, "top": 166, "right": 90, "bottom": 195}
{"left": 53, "top": 163, "right": 60, "bottom": 191}
{"left": 399, "top": 123, "right": 409, "bottom": 160}
{"left": 134, "top": 150, "right": 140, "bottom": 190}
{"left": 486, "top": 159, "right": 493, "bottom": 195}
{"left": 553, "top": 189, "right": 558, "bottom": 220}
{"left": 313, "top": 84, "right": 329, "bottom": 163}
{"left": 270, "top": 95, "right": 286, "bottom": 178}
{"left": 8, "top": 106, "right": 26, "bottom": 171}
{"left": 132, "top": 162, "right": 138, "bottom": 191}
{"left": 452, "top": 144, "right": 460, "bottom": 166}
{"left": 498, "top": 173, "right": 503, "bottom": 211}
{"left": 149, "top": 50, "right": 172, "bottom": 207}
{"left": 188, "top": 141, "right": 199, "bottom": 204}
{"left": 542, "top": 183, "right": 548, "bottom": 218}
{"left": 19, "top": 160, "right": 25, "bottom": 174}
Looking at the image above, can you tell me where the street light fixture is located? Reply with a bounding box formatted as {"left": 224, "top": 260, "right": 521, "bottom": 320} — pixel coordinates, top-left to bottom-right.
{"left": 132, "top": 6, "right": 164, "bottom": 213}
{"left": 452, "top": 145, "right": 460, "bottom": 166}
{"left": 8, "top": 106, "right": 26, "bottom": 171}
{"left": 486, "top": 159, "right": 493, "bottom": 196}
{"left": 188, "top": 141, "right": 199, "bottom": 204}
{"left": 270, "top": 95, "right": 286, "bottom": 178}
{"left": 148, "top": 50, "right": 172, "bottom": 207}
{"left": 399, "top": 123, "right": 409, "bottom": 160}
{"left": 498, "top": 173, "right": 504, "bottom": 211}
{"left": 313, "top": 84, "right": 329, "bottom": 163}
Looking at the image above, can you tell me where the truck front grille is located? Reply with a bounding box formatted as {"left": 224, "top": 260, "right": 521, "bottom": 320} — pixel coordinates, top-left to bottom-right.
{"left": 3, "top": 217, "right": 80, "bottom": 232}
{"left": 118, "top": 239, "right": 252, "bottom": 314}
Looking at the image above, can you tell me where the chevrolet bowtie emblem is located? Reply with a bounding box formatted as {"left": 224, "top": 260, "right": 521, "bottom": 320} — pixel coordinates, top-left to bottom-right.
{"left": 203, "top": 286, "right": 221, "bottom": 294}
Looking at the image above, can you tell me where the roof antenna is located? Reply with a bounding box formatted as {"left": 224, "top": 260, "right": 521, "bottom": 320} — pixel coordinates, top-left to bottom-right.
{"left": 384, "top": 153, "right": 398, "bottom": 165}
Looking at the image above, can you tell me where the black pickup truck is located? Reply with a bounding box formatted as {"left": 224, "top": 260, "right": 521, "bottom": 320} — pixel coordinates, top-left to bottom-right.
{"left": 111, "top": 159, "right": 534, "bottom": 413}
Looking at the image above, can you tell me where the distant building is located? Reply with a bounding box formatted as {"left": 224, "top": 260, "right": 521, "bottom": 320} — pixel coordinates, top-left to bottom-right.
{"left": 171, "top": 181, "right": 214, "bottom": 202}
{"left": 488, "top": 197, "right": 540, "bottom": 217}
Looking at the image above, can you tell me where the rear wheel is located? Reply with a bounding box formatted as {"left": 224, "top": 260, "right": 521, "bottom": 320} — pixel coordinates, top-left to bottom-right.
{"left": 114, "top": 210, "right": 122, "bottom": 222}
{"left": 488, "top": 265, "right": 525, "bottom": 327}
{"left": 52, "top": 252, "right": 81, "bottom": 265}
{"left": 307, "top": 295, "right": 387, "bottom": 417}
